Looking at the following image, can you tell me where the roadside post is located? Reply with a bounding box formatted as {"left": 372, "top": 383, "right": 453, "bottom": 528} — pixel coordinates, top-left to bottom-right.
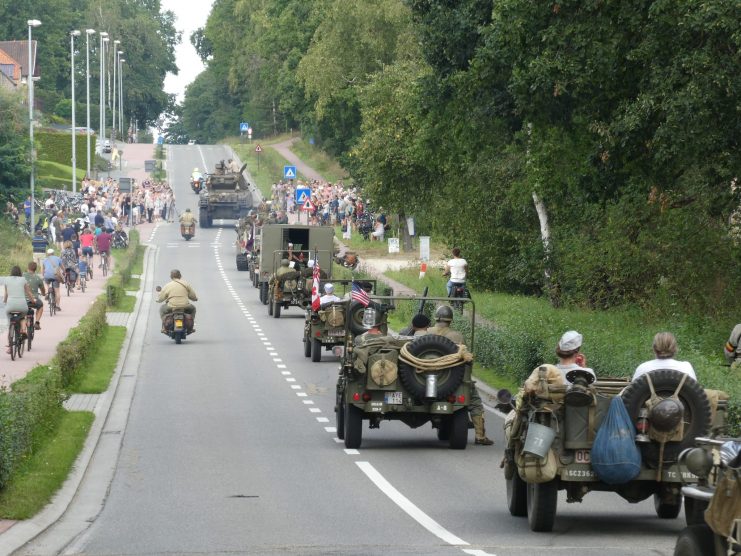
{"left": 240, "top": 122, "right": 249, "bottom": 145}
{"left": 420, "top": 236, "right": 430, "bottom": 261}
{"left": 284, "top": 165, "right": 297, "bottom": 181}
{"left": 295, "top": 185, "right": 310, "bottom": 224}
{"left": 119, "top": 176, "right": 133, "bottom": 228}
{"left": 255, "top": 144, "right": 262, "bottom": 173}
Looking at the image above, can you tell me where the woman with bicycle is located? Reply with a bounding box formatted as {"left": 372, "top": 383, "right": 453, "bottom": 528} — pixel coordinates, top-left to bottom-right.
{"left": 80, "top": 227, "right": 95, "bottom": 278}
{"left": 2, "top": 266, "right": 34, "bottom": 354}
{"left": 60, "top": 240, "right": 79, "bottom": 293}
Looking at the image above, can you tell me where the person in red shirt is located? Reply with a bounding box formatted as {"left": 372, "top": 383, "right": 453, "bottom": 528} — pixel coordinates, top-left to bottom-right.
{"left": 96, "top": 228, "right": 113, "bottom": 268}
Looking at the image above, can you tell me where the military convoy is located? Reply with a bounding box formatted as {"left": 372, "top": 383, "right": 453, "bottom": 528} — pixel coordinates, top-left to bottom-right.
{"left": 198, "top": 160, "right": 253, "bottom": 228}
{"left": 499, "top": 367, "right": 729, "bottom": 532}
{"left": 336, "top": 296, "right": 477, "bottom": 450}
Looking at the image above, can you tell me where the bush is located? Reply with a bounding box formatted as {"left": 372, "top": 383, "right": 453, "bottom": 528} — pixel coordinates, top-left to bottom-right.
{"left": 55, "top": 297, "right": 108, "bottom": 387}
{"left": 36, "top": 131, "right": 86, "bottom": 168}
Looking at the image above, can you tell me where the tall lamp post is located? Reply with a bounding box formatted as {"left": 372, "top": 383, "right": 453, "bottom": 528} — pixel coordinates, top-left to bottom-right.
{"left": 85, "top": 29, "right": 95, "bottom": 178}
{"left": 70, "top": 30, "right": 80, "bottom": 193}
{"left": 98, "top": 31, "right": 108, "bottom": 148}
{"left": 119, "top": 58, "right": 125, "bottom": 142}
{"left": 27, "top": 19, "right": 41, "bottom": 231}
{"left": 112, "top": 40, "right": 120, "bottom": 140}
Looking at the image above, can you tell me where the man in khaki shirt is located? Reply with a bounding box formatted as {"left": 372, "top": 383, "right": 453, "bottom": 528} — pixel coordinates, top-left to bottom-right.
{"left": 157, "top": 269, "right": 198, "bottom": 319}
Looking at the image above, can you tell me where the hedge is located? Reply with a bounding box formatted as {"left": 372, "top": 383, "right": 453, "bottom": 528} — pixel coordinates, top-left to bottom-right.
{"left": 106, "top": 229, "right": 141, "bottom": 306}
{"left": 36, "top": 131, "right": 87, "bottom": 168}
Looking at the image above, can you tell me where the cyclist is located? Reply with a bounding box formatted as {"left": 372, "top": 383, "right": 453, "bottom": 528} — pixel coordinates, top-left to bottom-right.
{"left": 443, "top": 248, "right": 468, "bottom": 298}
{"left": 23, "top": 262, "right": 46, "bottom": 330}
{"left": 60, "top": 240, "right": 79, "bottom": 291}
{"left": 96, "top": 227, "right": 113, "bottom": 270}
{"left": 42, "top": 249, "right": 63, "bottom": 312}
{"left": 80, "top": 227, "right": 95, "bottom": 270}
{"left": 2, "top": 265, "right": 34, "bottom": 351}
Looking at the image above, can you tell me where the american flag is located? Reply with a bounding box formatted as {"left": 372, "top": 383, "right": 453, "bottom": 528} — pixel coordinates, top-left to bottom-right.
{"left": 351, "top": 281, "right": 370, "bottom": 307}
{"left": 311, "top": 260, "right": 321, "bottom": 311}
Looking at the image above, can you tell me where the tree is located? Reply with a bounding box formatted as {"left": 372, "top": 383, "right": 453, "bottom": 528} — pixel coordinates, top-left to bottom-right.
{"left": 0, "top": 89, "right": 30, "bottom": 194}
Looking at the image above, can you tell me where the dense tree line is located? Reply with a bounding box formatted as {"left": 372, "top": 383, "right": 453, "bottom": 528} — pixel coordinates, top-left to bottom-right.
{"left": 181, "top": 0, "right": 741, "bottom": 315}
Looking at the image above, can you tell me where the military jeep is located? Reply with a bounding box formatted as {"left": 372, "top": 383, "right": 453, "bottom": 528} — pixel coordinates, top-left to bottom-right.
{"left": 674, "top": 436, "right": 741, "bottom": 556}
{"left": 302, "top": 280, "right": 379, "bottom": 362}
{"left": 268, "top": 249, "right": 333, "bottom": 318}
{"left": 500, "top": 368, "right": 728, "bottom": 532}
{"left": 335, "top": 296, "right": 476, "bottom": 450}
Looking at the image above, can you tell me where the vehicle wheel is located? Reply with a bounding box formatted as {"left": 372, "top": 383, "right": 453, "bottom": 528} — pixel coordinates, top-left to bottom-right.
{"left": 8, "top": 327, "right": 16, "bottom": 361}
{"left": 344, "top": 402, "right": 363, "bottom": 449}
{"left": 273, "top": 301, "right": 281, "bottom": 318}
{"left": 346, "top": 301, "right": 369, "bottom": 337}
{"left": 207, "top": 216, "right": 213, "bottom": 227}
{"left": 236, "top": 254, "right": 248, "bottom": 271}
{"left": 506, "top": 472, "right": 528, "bottom": 517}
{"left": 448, "top": 408, "right": 468, "bottom": 450}
{"left": 16, "top": 328, "right": 24, "bottom": 359}
{"left": 268, "top": 296, "right": 274, "bottom": 316}
{"left": 654, "top": 492, "right": 682, "bottom": 519}
{"left": 81, "top": 278, "right": 86, "bottom": 293}
{"left": 622, "top": 370, "right": 711, "bottom": 465}
{"left": 304, "top": 330, "right": 312, "bottom": 358}
{"left": 437, "top": 418, "right": 451, "bottom": 441}
{"left": 336, "top": 399, "right": 345, "bottom": 440}
{"left": 674, "top": 524, "right": 715, "bottom": 556}
{"left": 26, "top": 325, "right": 33, "bottom": 352}
{"left": 199, "top": 210, "right": 208, "bottom": 228}
{"left": 684, "top": 496, "right": 708, "bottom": 527}
{"left": 526, "top": 480, "right": 558, "bottom": 532}
{"left": 397, "top": 334, "right": 465, "bottom": 400}
{"left": 311, "top": 338, "right": 322, "bottom": 362}
{"left": 260, "top": 282, "right": 268, "bottom": 305}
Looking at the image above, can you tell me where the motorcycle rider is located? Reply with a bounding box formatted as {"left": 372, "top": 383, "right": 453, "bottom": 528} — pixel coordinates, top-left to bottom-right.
{"left": 443, "top": 248, "right": 468, "bottom": 297}
{"left": 191, "top": 167, "right": 203, "bottom": 191}
{"left": 419, "top": 305, "right": 494, "bottom": 445}
{"left": 179, "top": 208, "right": 197, "bottom": 236}
{"left": 157, "top": 269, "right": 198, "bottom": 330}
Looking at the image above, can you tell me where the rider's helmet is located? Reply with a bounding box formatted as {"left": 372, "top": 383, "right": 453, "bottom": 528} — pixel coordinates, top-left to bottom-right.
{"left": 435, "top": 305, "right": 454, "bottom": 323}
{"left": 280, "top": 259, "right": 289, "bottom": 267}
{"left": 193, "top": 167, "right": 199, "bottom": 173}
{"left": 185, "top": 208, "right": 191, "bottom": 212}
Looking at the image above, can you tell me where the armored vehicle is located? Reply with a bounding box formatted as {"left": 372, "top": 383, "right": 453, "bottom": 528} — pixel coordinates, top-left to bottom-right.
{"left": 256, "top": 224, "right": 335, "bottom": 307}
{"left": 674, "top": 436, "right": 740, "bottom": 556}
{"left": 499, "top": 368, "right": 728, "bottom": 532}
{"left": 198, "top": 160, "right": 253, "bottom": 228}
{"left": 336, "top": 296, "right": 476, "bottom": 450}
{"left": 303, "top": 280, "right": 379, "bottom": 362}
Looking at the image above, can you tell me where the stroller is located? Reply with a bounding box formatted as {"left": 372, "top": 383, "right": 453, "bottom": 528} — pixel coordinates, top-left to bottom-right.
{"left": 112, "top": 229, "right": 129, "bottom": 249}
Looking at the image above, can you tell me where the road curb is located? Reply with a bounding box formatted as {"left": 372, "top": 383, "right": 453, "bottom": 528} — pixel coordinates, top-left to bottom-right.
{"left": 0, "top": 244, "right": 155, "bottom": 555}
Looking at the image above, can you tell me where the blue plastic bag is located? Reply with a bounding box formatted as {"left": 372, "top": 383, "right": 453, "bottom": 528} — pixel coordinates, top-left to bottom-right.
{"left": 591, "top": 397, "right": 642, "bottom": 484}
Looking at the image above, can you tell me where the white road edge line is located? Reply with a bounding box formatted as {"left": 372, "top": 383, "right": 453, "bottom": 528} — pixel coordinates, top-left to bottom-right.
{"left": 355, "top": 461, "right": 469, "bottom": 547}
{"left": 462, "top": 550, "right": 498, "bottom": 556}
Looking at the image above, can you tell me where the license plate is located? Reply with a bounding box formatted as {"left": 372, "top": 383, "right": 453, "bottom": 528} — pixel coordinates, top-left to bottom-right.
{"left": 328, "top": 329, "right": 345, "bottom": 337}
{"left": 174, "top": 319, "right": 183, "bottom": 328}
{"left": 384, "top": 392, "right": 403, "bottom": 405}
{"left": 432, "top": 402, "right": 451, "bottom": 412}
{"left": 575, "top": 449, "right": 591, "bottom": 464}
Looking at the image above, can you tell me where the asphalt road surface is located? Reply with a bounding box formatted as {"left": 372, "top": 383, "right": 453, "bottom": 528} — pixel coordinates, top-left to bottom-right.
{"left": 20, "top": 145, "right": 686, "bottom": 555}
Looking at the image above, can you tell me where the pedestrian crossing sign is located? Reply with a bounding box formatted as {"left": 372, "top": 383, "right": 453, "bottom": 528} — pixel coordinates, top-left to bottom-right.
{"left": 240, "top": 122, "right": 249, "bottom": 133}
{"left": 284, "top": 165, "right": 297, "bottom": 179}
{"left": 295, "top": 187, "right": 311, "bottom": 204}
{"left": 302, "top": 199, "right": 315, "bottom": 212}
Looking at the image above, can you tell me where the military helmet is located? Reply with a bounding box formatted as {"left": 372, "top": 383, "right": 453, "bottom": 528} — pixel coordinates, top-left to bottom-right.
{"left": 280, "top": 258, "right": 289, "bottom": 267}
{"left": 185, "top": 208, "right": 191, "bottom": 212}
{"left": 435, "top": 305, "right": 454, "bottom": 323}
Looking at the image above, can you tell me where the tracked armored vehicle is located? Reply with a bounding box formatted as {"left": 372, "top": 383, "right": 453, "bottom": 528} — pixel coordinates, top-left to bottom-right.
{"left": 199, "top": 160, "right": 253, "bottom": 228}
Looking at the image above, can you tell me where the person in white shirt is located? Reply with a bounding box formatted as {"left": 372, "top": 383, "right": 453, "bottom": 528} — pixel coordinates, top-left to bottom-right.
{"left": 319, "top": 283, "right": 342, "bottom": 306}
{"left": 632, "top": 332, "right": 697, "bottom": 381}
{"left": 444, "top": 247, "right": 468, "bottom": 297}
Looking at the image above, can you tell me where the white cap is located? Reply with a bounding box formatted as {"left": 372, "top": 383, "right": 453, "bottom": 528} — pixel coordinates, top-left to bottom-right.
{"left": 307, "top": 260, "right": 315, "bottom": 269}
{"left": 288, "top": 242, "right": 293, "bottom": 247}
{"left": 324, "top": 283, "right": 334, "bottom": 293}
{"left": 558, "top": 330, "right": 583, "bottom": 352}
{"left": 46, "top": 248, "right": 54, "bottom": 254}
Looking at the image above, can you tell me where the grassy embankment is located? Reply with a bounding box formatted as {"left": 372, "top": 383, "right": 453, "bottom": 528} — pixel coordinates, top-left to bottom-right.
{"left": 289, "top": 139, "right": 350, "bottom": 184}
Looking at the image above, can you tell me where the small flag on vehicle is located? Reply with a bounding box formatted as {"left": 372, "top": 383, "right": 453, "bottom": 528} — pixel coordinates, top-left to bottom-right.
{"left": 351, "top": 281, "right": 370, "bottom": 307}
{"left": 311, "top": 259, "right": 321, "bottom": 312}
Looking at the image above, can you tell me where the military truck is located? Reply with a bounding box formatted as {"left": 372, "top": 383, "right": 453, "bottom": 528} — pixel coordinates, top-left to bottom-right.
{"left": 198, "top": 160, "right": 253, "bottom": 228}
{"left": 336, "top": 296, "right": 476, "bottom": 450}
{"left": 499, "top": 368, "right": 728, "bottom": 532}
{"left": 674, "top": 436, "right": 741, "bottom": 556}
{"left": 256, "top": 224, "right": 335, "bottom": 309}
{"left": 303, "top": 280, "right": 379, "bottom": 362}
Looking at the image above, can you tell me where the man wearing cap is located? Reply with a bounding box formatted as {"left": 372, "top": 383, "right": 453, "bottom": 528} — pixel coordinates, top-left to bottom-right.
{"left": 399, "top": 314, "right": 431, "bottom": 336}
{"left": 555, "top": 330, "right": 596, "bottom": 382}
{"left": 42, "top": 249, "right": 63, "bottom": 311}
{"left": 320, "top": 283, "right": 342, "bottom": 305}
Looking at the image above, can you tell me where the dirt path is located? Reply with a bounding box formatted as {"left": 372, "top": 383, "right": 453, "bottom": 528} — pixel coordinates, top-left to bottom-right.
{"left": 271, "top": 138, "right": 325, "bottom": 182}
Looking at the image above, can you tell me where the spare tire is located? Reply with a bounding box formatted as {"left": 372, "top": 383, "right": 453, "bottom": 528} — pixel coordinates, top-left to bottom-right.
{"left": 398, "top": 334, "right": 465, "bottom": 400}
{"left": 621, "top": 369, "right": 711, "bottom": 466}
{"left": 346, "top": 301, "right": 369, "bottom": 337}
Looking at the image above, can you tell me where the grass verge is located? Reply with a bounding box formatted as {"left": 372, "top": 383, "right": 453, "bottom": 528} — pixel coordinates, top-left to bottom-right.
{"left": 289, "top": 139, "right": 350, "bottom": 183}
{"left": 67, "top": 326, "right": 126, "bottom": 393}
{"left": 124, "top": 278, "right": 141, "bottom": 291}
{"left": 107, "top": 293, "right": 136, "bottom": 313}
{"left": 0, "top": 219, "right": 32, "bottom": 275}
{"left": 231, "top": 141, "right": 308, "bottom": 199}
{"left": 0, "top": 409, "right": 93, "bottom": 519}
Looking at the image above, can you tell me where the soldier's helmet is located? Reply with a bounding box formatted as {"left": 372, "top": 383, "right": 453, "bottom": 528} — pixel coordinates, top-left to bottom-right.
{"left": 185, "top": 208, "right": 191, "bottom": 212}
{"left": 280, "top": 259, "right": 290, "bottom": 267}
{"left": 435, "top": 305, "right": 454, "bottom": 323}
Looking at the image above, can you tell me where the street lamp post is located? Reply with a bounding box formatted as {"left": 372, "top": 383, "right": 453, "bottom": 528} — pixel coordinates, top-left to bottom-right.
{"left": 98, "top": 32, "right": 108, "bottom": 149}
{"left": 85, "top": 29, "right": 95, "bottom": 178}
{"left": 27, "top": 19, "right": 41, "bottom": 231}
{"left": 119, "top": 58, "right": 125, "bottom": 143}
{"left": 112, "top": 40, "right": 120, "bottom": 140}
{"left": 70, "top": 30, "right": 80, "bottom": 193}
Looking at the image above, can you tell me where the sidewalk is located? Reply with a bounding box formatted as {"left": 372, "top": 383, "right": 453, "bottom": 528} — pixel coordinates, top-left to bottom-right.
{"left": 272, "top": 138, "right": 325, "bottom": 182}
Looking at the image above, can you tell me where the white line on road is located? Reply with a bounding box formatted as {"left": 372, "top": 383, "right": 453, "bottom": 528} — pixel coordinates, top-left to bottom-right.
{"left": 343, "top": 449, "right": 359, "bottom": 455}
{"left": 316, "top": 417, "right": 329, "bottom": 423}
{"left": 302, "top": 400, "right": 314, "bottom": 405}
{"left": 462, "top": 550, "right": 498, "bottom": 556}
{"left": 309, "top": 408, "right": 321, "bottom": 413}
{"left": 355, "top": 461, "right": 469, "bottom": 547}
{"left": 297, "top": 392, "right": 307, "bottom": 397}
{"left": 324, "top": 426, "right": 336, "bottom": 433}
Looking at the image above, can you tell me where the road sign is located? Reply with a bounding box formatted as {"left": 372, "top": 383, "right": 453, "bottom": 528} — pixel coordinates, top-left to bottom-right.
{"left": 302, "top": 199, "right": 315, "bottom": 212}
{"left": 240, "top": 122, "right": 249, "bottom": 133}
{"left": 118, "top": 177, "right": 132, "bottom": 192}
{"left": 255, "top": 145, "right": 262, "bottom": 153}
{"left": 295, "top": 187, "right": 311, "bottom": 204}
{"left": 145, "top": 159, "right": 155, "bottom": 172}
{"left": 284, "top": 165, "right": 297, "bottom": 180}
{"left": 157, "top": 136, "right": 164, "bottom": 145}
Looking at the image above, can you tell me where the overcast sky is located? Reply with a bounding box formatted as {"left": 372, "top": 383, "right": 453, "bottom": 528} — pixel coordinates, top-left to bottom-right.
{"left": 161, "top": 0, "right": 214, "bottom": 103}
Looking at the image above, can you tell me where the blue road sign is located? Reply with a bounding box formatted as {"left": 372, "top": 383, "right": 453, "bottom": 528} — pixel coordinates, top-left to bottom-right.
{"left": 295, "top": 187, "right": 310, "bottom": 204}
{"left": 284, "top": 165, "right": 297, "bottom": 180}
{"left": 157, "top": 136, "right": 164, "bottom": 145}
{"left": 240, "top": 122, "right": 249, "bottom": 133}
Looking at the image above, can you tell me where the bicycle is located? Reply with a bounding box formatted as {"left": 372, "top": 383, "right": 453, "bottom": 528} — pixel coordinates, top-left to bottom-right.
{"left": 78, "top": 262, "right": 87, "bottom": 293}
{"left": 65, "top": 268, "right": 75, "bottom": 296}
{"left": 25, "top": 306, "right": 35, "bottom": 352}
{"left": 450, "top": 283, "right": 471, "bottom": 313}
{"left": 100, "top": 251, "right": 109, "bottom": 277}
{"left": 47, "top": 283, "right": 57, "bottom": 317}
{"left": 7, "top": 311, "right": 25, "bottom": 360}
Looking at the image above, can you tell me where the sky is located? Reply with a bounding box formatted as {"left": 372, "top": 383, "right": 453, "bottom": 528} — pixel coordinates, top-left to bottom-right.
{"left": 161, "top": 0, "right": 215, "bottom": 103}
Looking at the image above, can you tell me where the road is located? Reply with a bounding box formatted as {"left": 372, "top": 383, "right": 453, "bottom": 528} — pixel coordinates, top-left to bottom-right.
{"left": 20, "top": 145, "right": 685, "bottom": 556}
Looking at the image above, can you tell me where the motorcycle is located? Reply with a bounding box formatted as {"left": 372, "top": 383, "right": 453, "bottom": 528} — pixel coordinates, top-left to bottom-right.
{"left": 156, "top": 286, "right": 195, "bottom": 344}
{"left": 181, "top": 223, "right": 196, "bottom": 241}
{"left": 190, "top": 177, "right": 203, "bottom": 194}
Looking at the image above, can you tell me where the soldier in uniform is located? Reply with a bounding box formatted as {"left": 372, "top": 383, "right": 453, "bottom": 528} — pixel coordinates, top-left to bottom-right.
{"left": 227, "top": 158, "right": 241, "bottom": 173}
{"left": 179, "top": 208, "right": 197, "bottom": 236}
{"left": 420, "top": 305, "right": 494, "bottom": 445}
{"left": 724, "top": 324, "right": 741, "bottom": 370}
